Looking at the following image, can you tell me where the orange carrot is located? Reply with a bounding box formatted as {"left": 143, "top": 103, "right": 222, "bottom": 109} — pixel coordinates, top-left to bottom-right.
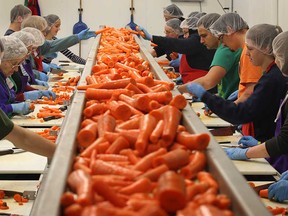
{"left": 77, "top": 122, "right": 98, "bottom": 148}
{"left": 67, "top": 170, "right": 94, "bottom": 206}
{"left": 106, "top": 100, "right": 132, "bottom": 121}
{"left": 119, "top": 178, "right": 153, "bottom": 195}
{"left": 176, "top": 132, "right": 210, "bottom": 151}
{"left": 95, "top": 27, "right": 111, "bottom": 35}
{"left": 134, "top": 147, "right": 167, "bottom": 172}
{"left": 135, "top": 114, "right": 157, "bottom": 155}
{"left": 64, "top": 203, "right": 83, "bottom": 216}
{"left": 85, "top": 88, "right": 133, "bottom": 100}
{"left": 180, "top": 151, "right": 207, "bottom": 179}
{"left": 80, "top": 137, "right": 108, "bottom": 157}
{"left": 60, "top": 191, "right": 76, "bottom": 207}
{"left": 197, "top": 171, "right": 219, "bottom": 190}
{"left": 119, "top": 94, "right": 151, "bottom": 113}
{"left": 96, "top": 154, "right": 128, "bottom": 162}
{"left": 135, "top": 77, "right": 154, "bottom": 87}
{"left": 120, "top": 149, "right": 140, "bottom": 165}
{"left": 125, "top": 82, "right": 144, "bottom": 94}
{"left": 152, "top": 148, "right": 190, "bottom": 170}
{"left": 149, "top": 119, "right": 164, "bottom": 143}
{"left": 169, "top": 94, "right": 187, "bottom": 110}
{"left": 153, "top": 80, "right": 175, "bottom": 90}
{"left": 136, "top": 83, "right": 153, "bottom": 93}
{"left": 97, "top": 114, "right": 116, "bottom": 137}
{"left": 145, "top": 91, "right": 173, "bottom": 104}
{"left": 259, "top": 189, "right": 268, "bottom": 198}
{"left": 77, "top": 78, "right": 136, "bottom": 90}
{"left": 83, "top": 103, "right": 108, "bottom": 118}
{"left": 117, "top": 116, "right": 141, "bottom": 130}
{"left": 105, "top": 136, "right": 130, "bottom": 154}
{"left": 91, "top": 160, "right": 142, "bottom": 179}
{"left": 136, "top": 164, "right": 169, "bottom": 182}
{"left": 156, "top": 171, "right": 187, "bottom": 212}
{"left": 92, "top": 178, "right": 126, "bottom": 207}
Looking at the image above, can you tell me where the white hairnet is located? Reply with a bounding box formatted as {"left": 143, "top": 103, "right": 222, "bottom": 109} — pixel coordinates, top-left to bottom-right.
{"left": 246, "top": 24, "right": 282, "bottom": 56}
{"left": 188, "top": 11, "right": 207, "bottom": 19}
{"left": 0, "top": 36, "right": 28, "bottom": 61}
{"left": 10, "top": 4, "right": 31, "bottom": 23}
{"left": 21, "top": 27, "right": 45, "bottom": 47}
{"left": 180, "top": 17, "right": 199, "bottom": 30}
{"left": 10, "top": 31, "right": 36, "bottom": 48}
{"left": 166, "top": 18, "right": 183, "bottom": 35}
{"left": 272, "top": 31, "right": 288, "bottom": 75}
{"left": 210, "top": 12, "right": 249, "bottom": 37}
{"left": 197, "top": 13, "right": 221, "bottom": 29}
{"left": 44, "top": 14, "right": 60, "bottom": 27}
{"left": 163, "top": 4, "right": 183, "bottom": 18}
{"left": 21, "top": 15, "right": 48, "bottom": 32}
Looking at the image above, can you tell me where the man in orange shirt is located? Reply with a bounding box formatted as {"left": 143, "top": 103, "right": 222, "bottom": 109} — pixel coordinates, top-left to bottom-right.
{"left": 210, "top": 13, "right": 263, "bottom": 136}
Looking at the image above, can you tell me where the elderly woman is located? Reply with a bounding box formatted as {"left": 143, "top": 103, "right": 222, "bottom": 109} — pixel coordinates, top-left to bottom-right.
{"left": 10, "top": 30, "right": 56, "bottom": 101}
{"left": 43, "top": 14, "right": 86, "bottom": 66}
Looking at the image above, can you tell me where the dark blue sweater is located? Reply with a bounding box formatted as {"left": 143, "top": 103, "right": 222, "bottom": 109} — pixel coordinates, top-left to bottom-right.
{"left": 202, "top": 64, "right": 288, "bottom": 142}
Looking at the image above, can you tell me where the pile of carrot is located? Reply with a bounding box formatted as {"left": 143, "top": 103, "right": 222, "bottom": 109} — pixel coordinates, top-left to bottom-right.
{"left": 36, "top": 126, "right": 60, "bottom": 142}
{"left": 34, "top": 93, "right": 71, "bottom": 106}
{"left": 36, "top": 106, "right": 65, "bottom": 119}
{"left": 54, "top": 75, "right": 80, "bottom": 86}
{"left": 60, "top": 27, "right": 235, "bottom": 216}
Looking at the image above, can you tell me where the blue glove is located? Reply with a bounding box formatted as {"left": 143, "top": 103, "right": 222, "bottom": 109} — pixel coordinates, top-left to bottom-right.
{"left": 40, "top": 90, "right": 56, "bottom": 100}
{"left": 24, "top": 90, "right": 42, "bottom": 100}
{"left": 224, "top": 147, "right": 249, "bottom": 160}
{"left": 238, "top": 136, "right": 258, "bottom": 148}
{"left": 186, "top": 83, "right": 206, "bottom": 99}
{"left": 11, "top": 102, "right": 32, "bottom": 115}
{"left": 174, "top": 76, "right": 183, "bottom": 85}
{"left": 49, "top": 63, "right": 61, "bottom": 70}
{"left": 280, "top": 170, "right": 288, "bottom": 181}
{"left": 77, "top": 28, "right": 97, "bottom": 40}
{"left": 268, "top": 180, "right": 288, "bottom": 202}
{"left": 35, "top": 79, "right": 49, "bottom": 87}
{"left": 227, "top": 90, "right": 238, "bottom": 101}
{"left": 42, "top": 62, "right": 51, "bottom": 73}
{"left": 169, "top": 54, "right": 182, "bottom": 67}
{"left": 38, "top": 72, "right": 49, "bottom": 82}
{"left": 137, "top": 26, "right": 152, "bottom": 40}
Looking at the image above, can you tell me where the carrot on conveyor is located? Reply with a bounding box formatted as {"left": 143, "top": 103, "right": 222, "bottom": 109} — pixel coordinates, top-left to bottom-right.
{"left": 85, "top": 88, "right": 133, "bottom": 100}
{"left": 106, "top": 100, "right": 132, "bottom": 121}
{"left": 77, "top": 78, "right": 136, "bottom": 90}
{"left": 83, "top": 103, "right": 108, "bottom": 118}
{"left": 136, "top": 164, "right": 169, "bottom": 182}
{"left": 197, "top": 171, "right": 219, "bottom": 191}
{"left": 97, "top": 114, "right": 116, "bottom": 137}
{"left": 116, "top": 116, "right": 141, "bottom": 130}
{"left": 149, "top": 119, "right": 164, "bottom": 144}
{"left": 169, "top": 94, "right": 187, "bottom": 110}
{"left": 95, "top": 27, "right": 111, "bottom": 35}
{"left": 105, "top": 136, "right": 130, "bottom": 154}
{"left": 180, "top": 151, "right": 207, "bottom": 179}
{"left": 156, "top": 171, "right": 187, "bottom": 212}
{"left": 67, "top": 169, "right": 94, "bottom": 206}
{"left": 77, "top": 122, "right": 98, "bottom": 148}
{"left": 176, "top": 132, "right": 210, "bottom": 151}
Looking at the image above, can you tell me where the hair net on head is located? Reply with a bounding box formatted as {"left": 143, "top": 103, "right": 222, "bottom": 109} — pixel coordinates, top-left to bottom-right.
{"left": 10, "top": 4, "right": 31, "bottom": 23}
{"left": 21, "top": 27, "right": 45, "bottom": 47}
{"left": 180, "top": 17, "right": 199, "bottom": 30}
{"left": 197, "top": 13, "right": 221, "bottom": 29}
{"left": 10, "top": 31, "right": 36, "bottom": 48}
{"left": 21, "top": 15, "right": 48, "bottom": 32}
{"left": 0, "top": 36, "right": 28, "bottom": 61}
{"left": 209, "top": 12, "right": 249, "bottom": 37}
{"left": 44, "top": 14, "right": 60, "bottom": 27}
{"left": 189, "top": 12, "right": 207, "bottom": 19}
{"left": 163, "top": 4, "right": 183, "bottom": 18}
{"left": 246, "top": 24, "right": 282, "bottom": 56}
{"left": 166, "top": 18, "right": 183, "bottom": 35}
{"left": 272, "top": 31, "right": 288, "bottom": 75}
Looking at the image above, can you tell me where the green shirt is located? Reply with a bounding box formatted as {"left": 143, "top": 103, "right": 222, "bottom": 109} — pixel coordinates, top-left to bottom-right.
{"left": 210, "top": 44, "right": 241, "bottom": 99}
{"left": 0, "top": 109, "right": 14, "bottom": 139}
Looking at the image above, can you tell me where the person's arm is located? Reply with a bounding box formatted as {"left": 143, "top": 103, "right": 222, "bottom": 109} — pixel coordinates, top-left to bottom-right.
{"left": 246, "top": 143, "right": 269, "bottom": 158}
{"left": 5, "top": 124, "right": 56, "bottom": 159}
{"left": 152, "top": 35, "right": 203, "bottom": 55}
{"left": 178, "top": 66, "right": 226, "bottom": 93}
{"left": 60, "top": 48, "right": 86, "bottom": 65}
{"left": 39, "top": 35, "right": 79, "bottom": 56}
{"left": 234, "top": 83, "right": 256, "bottom": 104}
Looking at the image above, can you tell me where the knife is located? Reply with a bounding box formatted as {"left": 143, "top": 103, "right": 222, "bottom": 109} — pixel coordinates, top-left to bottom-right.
{"left": 252, "top": 182, "right": 274, "bottom": 194}
{"left": 50, "top": 68, "right": 68, "bottom": 74}
{"left": 0, "top": 148, "right": 25, "bottom": 156}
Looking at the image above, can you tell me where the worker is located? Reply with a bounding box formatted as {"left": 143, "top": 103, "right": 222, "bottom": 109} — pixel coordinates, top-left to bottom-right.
{"left": 188, "top": 11, "right": 207, "bottom": 18}
{"left": 4, "top": 4, "right": 32, "bottom": 36}
{"left": 21, "top": 15, "right": 96, "bottom": 74}
{"left": 185, "top": 24, "right": 286, "bottom": 143}
{"left": 138, "top": 19, "right": 216, "bottom": 85}
{"left": 10, "top": 30, "right": 56, "bottom": 102}
{"left": 43, "top": 14, "right": 86, "bottom": 69}
{"left": 178, "top": 13, "right": 240, "bottom": 100}
{"left": 0, "top": 39, "right": 56, "bottom": 158}
{"left": 224, "top": 30, "right": 288, "bottom": 174}
{"left": 209, "top": 12, "right": 263, "bottom": 137}
{"left": 151, "top": 18, "right": 183, "bottom": 72}
{"left": 163, "top": 4, "right": 185, "bottom": 21}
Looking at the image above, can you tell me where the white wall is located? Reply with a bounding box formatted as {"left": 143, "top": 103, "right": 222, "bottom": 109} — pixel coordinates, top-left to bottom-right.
{"left": 0, "top": 0, "right": 286, "bottom": 61}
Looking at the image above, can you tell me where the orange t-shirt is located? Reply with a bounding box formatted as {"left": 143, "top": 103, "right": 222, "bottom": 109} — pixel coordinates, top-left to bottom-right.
{"left": 238, "top": 46, "right": 263, "bottom": 97}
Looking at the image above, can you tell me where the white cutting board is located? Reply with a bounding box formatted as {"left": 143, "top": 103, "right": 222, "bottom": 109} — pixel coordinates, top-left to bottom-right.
{"left": 0, "top": 180, "right": 38, "bottom": 215}
{"left": 0, "top": 139, "right": 47, "bottom": 174}
{"left": 190, "top": 102, "right": 232, "bottom": 127}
